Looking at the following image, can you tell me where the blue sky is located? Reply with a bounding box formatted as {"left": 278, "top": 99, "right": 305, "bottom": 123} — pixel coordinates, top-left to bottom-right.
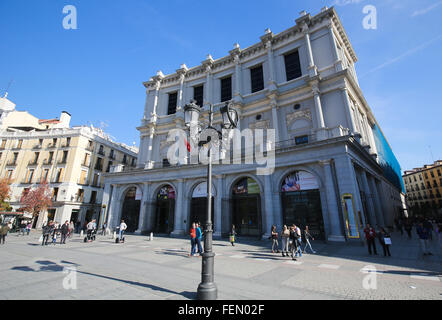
{"left": 0, "top": 0, "right": 441, "bottom": 172}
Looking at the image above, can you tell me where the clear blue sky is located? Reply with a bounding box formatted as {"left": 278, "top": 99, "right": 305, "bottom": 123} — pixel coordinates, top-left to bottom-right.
{"left": 1, "top": 0, "right": 441, "bottom": 172}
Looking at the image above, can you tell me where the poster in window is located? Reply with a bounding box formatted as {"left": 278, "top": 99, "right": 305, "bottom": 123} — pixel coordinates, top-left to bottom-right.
{"left": 281, "top": 171, "right": 319, "bottom": 192}
{"left": 342, "top": 194, "right": 359, "bottom": 238}
{"left": 158, "top": 185, "right": 175, "bottom": 200}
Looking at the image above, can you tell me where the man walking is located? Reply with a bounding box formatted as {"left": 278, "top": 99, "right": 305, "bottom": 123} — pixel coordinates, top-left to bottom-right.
{"left": 416, "top": 222, "right": 432, "bottom": 256}
{"left": 42, "top": 221, "right": 54, "bottom": 246}
{"left": 0, "top": 223, "right": 11, "bottom": 244}
{"left": 60, "top": 221, "right": 69, "bottom": 244}
{"left": 364, "top": 224, "right": 378, "bottom": 255}
{"left": 195, "top": 222, "right": 203, "bottom": 256}
{"left": 189, "top": 222, "right": 197, "bottom": 256}
{"left": 118, "top": 219, "right": 127, "bottom": 241}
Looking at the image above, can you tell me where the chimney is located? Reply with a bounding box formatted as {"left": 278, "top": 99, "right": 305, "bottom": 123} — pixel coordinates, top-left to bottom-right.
{"left": 60, "top": 111, "right": 71, "bottom": 128}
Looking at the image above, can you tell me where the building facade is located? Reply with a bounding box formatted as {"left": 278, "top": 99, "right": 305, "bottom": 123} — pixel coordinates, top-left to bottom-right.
{"left": 0, "top": 95, "right": 138, "bottom": 228}
{"left": 102, "top": 7, "right": 406, "bottom": 242}
{"left": 403, "top": 161, "right": 442, "bottom": 217}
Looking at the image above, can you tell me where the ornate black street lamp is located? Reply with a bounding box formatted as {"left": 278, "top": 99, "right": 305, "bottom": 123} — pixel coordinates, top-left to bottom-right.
{"left": 183, "top": 99, "right": 238, "bottom": 300}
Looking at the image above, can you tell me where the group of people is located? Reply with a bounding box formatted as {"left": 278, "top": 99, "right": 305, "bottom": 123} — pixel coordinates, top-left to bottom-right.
{"left": 270, "top": 224, "right": 316, "bottom": 260}
{"left": 189, "top": 222, "right": 203, "bottom": 257}
{"left": 41, "top": 220, "right": 75, "bottom": 246}
{"left": 18, "top": 221, "right": 32, "bottom": 236}
{"left": 364, "top": 217, "right": 442, "bottom": 257}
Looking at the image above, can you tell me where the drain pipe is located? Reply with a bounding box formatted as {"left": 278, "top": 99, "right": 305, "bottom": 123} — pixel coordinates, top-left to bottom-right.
{"left": 330, "top": 158, "right": 347, "bottom": 241}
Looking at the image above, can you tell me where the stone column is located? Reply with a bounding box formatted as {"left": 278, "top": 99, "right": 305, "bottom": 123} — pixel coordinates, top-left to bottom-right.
{"left": 327, "top": 21, "right": 344, "bottom": 72}
{"left": 360, "top": 170, "right": 377, "bottom": 226}
{"left": 368, "top": 175, "right": 385, "bottom": 227}
{"left": 229, "top": 44, "right": 242, "bottom": 104}
{"left": 263, "top": 174, "right": 274, "bottom": 239}
{"left": 203, "top": 55, "right": 214, "bottom": 107}
{"left": 176, "top": 64, "right": 188, "bottom": 110}
{"left": 107, "top": 185, "right": 120, "bottom": 228}
{"left": 321, "top": 160, "right": 345, "bottom": 241}
{"left": 144, "top": 126, "right": 155, "bottom": 169}
{"left": 214, "top": 175, "right": 224, "bottom": 239}
{"left": 136, "top": 182, "right": 150, "bottom": 234}
{"left": 172, "top": 179, "right": 185, "bottom": 236}
{"left": 270, "top": 98, "right": 280, "bottom": 143}
{"left": 302, "top": 24, "right": 318, "bottom": 77}
{"left": 340, "top": 87, "right": 357, "bottom": 134}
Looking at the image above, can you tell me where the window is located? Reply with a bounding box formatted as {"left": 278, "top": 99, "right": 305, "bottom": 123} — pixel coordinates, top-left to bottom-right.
{"left": 79, "top": 170, "right": 87, "bottom": 184}
{"left": 26, "top": 169, "right": 34, "bottom": 183}
{"left": 250, "top": 65, "right": 264, "bottom": 93}
{"left": 60, "top": 151, "right": 68, "bottom": 163}
{"left": 55, "top": 168, "right": 63, "bottom": 183}
{"left": 413, "top": 176, "right": 417, "bottom": 182}
{"left": 131, "top": 158, "right": 136, "bottom": 166}
{"left": 7, "top": 170, "right": 13, "bottom": 179}
{"left": 163, "top": 158, "right": 170, "bottom": 168}
{"left": 42, "top": 169, "right": 49, "bottom": 182}
{"left": 295, "top": 135, "right": 309, "bottom": 145}
{"left": 48, "top": 152, "right": 54, "bottom": 163}
{"left": 16, "top": 139, "right": 23, "bottom": 149}
{"left": 167, "top": 92, "right": 178, "bottom": 115}
{"left": 53, "top": 187, "right": 59, "bottom": 201}
{"left": 83, "top": 153, "right": 90, "bottom": 166}
{"left": 95, "top": 157, "right": 103, "bottom": 171}
{"left": 424, "top": 173, "right": 428, "bottom": 179}
{"left": 438, "top": 169, "right": 441, "bottom": 177}
{"left": 76, "top": 189, "right": 84, "bottom": 202}
{"left": 93, "top": 174, "right": 99, "bottom": 186}
{"left": 123, "top": 155, "right": 127, "bottom": 164}
{"left": 284, "top": 50, "right": 302, "bottom": 81}
{"left": 0, "top": 139, "right": 6, "bottom": 149}
{"left": 98, "top": 145, "right": 104, "bottom": 155}
{"left": 106, "top": 161, "right": 113, "bottom": 173}
{"left": 110, "top": 149, "right": 115, "bottom": 159}
{"left": 193, "top": 85, "right": 204, "bottom": 107}
{"left": 90, "top": 191, "right": 97, "bottom": 204}
{"left": 220, "top": 76, "right": 232, "bottom": 102}
{"left": 431, "top": 171, "right": 435, "bottom": 178}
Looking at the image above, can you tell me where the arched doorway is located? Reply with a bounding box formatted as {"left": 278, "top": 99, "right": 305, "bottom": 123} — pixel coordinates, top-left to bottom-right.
{"left": 121, "top": 187, "right": 141, "bottom": 233}
{"left": 280, "top": 171, "right": 325, "bottom": 240}
{"left": 190, "top": 182, "right": 214, "bottom": 228}
{"left": 231, "top": 177, "right": 261, "bottom": 237}
{"left": 154, "top": 185, "right": 175, "bottom": 234}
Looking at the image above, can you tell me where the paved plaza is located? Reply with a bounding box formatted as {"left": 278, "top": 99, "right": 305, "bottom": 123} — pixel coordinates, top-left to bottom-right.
{"left": 0, "top": 230, "right": 441, "bottom": 300}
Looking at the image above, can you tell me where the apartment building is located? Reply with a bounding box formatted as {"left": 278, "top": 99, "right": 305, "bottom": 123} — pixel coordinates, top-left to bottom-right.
{"left": 0, "top": 95, "right": 138, "bottom": 228}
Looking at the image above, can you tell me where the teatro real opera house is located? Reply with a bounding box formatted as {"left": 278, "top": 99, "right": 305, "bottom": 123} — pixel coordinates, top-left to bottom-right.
{"left": 101, "top": 7, "right": 406, "bottom": 242}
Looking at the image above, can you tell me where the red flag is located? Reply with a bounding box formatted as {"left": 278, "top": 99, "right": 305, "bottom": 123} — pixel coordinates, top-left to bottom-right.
{"left": 184, "top": 137, "right": 191, "bottom": 152}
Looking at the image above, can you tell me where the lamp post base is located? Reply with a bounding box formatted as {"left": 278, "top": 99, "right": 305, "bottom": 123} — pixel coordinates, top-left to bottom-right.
{"left": 197, "top": 282, "right": 218, "bottom": 300}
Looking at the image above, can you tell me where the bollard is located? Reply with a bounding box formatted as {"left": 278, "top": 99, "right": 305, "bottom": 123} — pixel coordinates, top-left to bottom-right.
{"left": 80, "top": 230, "right": 83, "bottom": 238}
{"left": 150, "top": 232, "right": 153, "bottom": 241}
{"left": 113, "top": 231, "right": 116, "bottom": 239}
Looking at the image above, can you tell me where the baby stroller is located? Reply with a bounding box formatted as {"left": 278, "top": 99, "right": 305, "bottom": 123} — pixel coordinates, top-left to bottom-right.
{"left": 84, "top": 228, "right": 96, "bottom": 243}
{"left": 115, "top": 227, "right": 125, "bottom": 244}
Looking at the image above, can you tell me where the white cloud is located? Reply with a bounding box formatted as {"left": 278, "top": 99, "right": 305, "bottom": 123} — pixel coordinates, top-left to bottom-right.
{"left": 411, "top": 0, "right": 442, "bottom": 17}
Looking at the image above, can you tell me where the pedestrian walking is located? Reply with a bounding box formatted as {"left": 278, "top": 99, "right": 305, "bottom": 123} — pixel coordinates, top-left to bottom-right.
{"left": 363, "top": 224, "right": 378, "bottom": 255}
{"left": 0, "top": 223, "right": 11, "bottom": 244}
{"left": 60, "top": 221, "right": 69, "bottom": 244}
{"left": 416, "top": 222, "right": 432, "bottom": 256}
{"left": 270, "top": 225, "right": 279, "bottom": 253}
{"left": 19, "top": 221, "right": 26, "bottom": 236}
{"left": 404, "top": 220, "right": 413, "bottom": 239}
{"left": 195, "top": 223, "right": 203, "bottom": 256}
{"left": 289, "top": 226, "right": 297, "bottom": 260}
{"left": 423, "top": 219, "right": 433, "bottom": 241}
{"left": 42, "top": 221, "right": 54, "bottom": 246}
{"left": 118, "top": 220, "right": 127, "bottom": 241}
{"left": 303, "top": 226, "right": 316, "bottom": 254}
{"left": 189, "top": 222, "right": 197, "bottom": 256}
{"left": 229, "top": 225, "right": 237, "bottom": 246}
{"left": 293, "top": 224, "right": 303, "bottom": 257}
{"left": 51, "top": 225, "right": 58, "bottom": 245}
{"left": 436, "top": 223, "right": 442, "bottom": 248}
{"left": 101, "top": 222, "right": 107, "bottom": 236}
{"left": 280, "top": 225, "right": 290, "bottom": 257}
{"left": 26, "top": 222, "right": 31, "bottom": 235}
{"left": 378, "top": 227, "right": 392, "bottom": 257}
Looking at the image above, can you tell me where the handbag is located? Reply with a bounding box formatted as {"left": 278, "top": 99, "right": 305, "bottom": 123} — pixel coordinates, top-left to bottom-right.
{"left": 39, "top": 235, "right": 43, "bottom": 243}
{"left": 384, "top": 237, "right": 392, "bottom": 245}
{"left": 230, "top": 235, "right": 235, "bottom": 242}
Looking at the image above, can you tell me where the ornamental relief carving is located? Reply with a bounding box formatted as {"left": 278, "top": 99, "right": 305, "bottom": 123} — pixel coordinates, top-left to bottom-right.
{"left": 286, "top": 109, "right": 312, "bottom": 124}
{"left": 249, "top": 120, "right": 270, "bottom": 130}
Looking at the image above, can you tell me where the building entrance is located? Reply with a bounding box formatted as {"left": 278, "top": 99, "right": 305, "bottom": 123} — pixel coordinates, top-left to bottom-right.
{"left": 154, "top": 185, "right": 175, "bottom": 234}
{"left": 231, "top": 178, "right": 261, "bottom": 237}
{"left": 121, "top": 187, "right": 141, "bottom": 233}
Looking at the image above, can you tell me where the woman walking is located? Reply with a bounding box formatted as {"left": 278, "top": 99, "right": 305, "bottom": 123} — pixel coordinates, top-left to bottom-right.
{"left": 271, "top": 225, "right": 279, "bottom": 253}
{"left": 189, "top": 223, "right": 197, "bottom": 257}
{"left": 0, "top": 223, "right": 11, "bottom": 244}
{"left": 378, "top": 227, "right": 392, "bottom": 257}
{"left": 303, "top": 226, "right": 316, "bottom": 254}
{"left": 229, "top": 225, "right": 237, "bottom": 246}
{"left": 280, "top": 225, "right": 290, "bottom": 257}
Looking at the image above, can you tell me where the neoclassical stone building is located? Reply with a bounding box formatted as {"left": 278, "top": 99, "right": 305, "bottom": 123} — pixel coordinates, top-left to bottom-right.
{"left": 101, "top": 7, "right": 406, "bottom": 242}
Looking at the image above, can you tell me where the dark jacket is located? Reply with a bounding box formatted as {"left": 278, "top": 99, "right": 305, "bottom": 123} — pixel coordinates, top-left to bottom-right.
{"left": 42, "top": 224, "right": 54, "bottom": 236}
{"left": 61, "top": 224, "right": 69, "bottom": 235}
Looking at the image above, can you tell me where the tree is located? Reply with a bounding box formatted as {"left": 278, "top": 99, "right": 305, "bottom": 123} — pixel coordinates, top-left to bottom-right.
{"left": 0, "top": 177, "right": 13, "bottom": 212}
{"left": 20, "top": 180, "right": 52, "bottom": 220}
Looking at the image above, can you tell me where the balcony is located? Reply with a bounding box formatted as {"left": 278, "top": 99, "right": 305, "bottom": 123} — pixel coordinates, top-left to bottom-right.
{"left": 42, "top": 159, "right": 54, "bottom": 166}
{"left": 98, "top": 150, "right": 105, "bottom": 156}
{"left": 94, "top": 164, "right": 103, "bottom": 171}
{"left": 109, "top": 153, "right": 116, "bottom": 160}
{"left": 32, "top": 144, "right": 42, "bottom": 150}
{"left": 58, "top": 159, "right": 68, "bottom": 165}
{"left": 77, "top": 179, "right": 89, "bottom": 186}
{"left": 47, "top": 144, "right": 57, "bottom": 149}
{"left": 28, "top": 160, "right": 39, "bottom": 166}
{"left": 6, "top": 160, "right": 17, "bottom": 166}
{"left": 86, "top": 145, "right": 94, "bottom": 152}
